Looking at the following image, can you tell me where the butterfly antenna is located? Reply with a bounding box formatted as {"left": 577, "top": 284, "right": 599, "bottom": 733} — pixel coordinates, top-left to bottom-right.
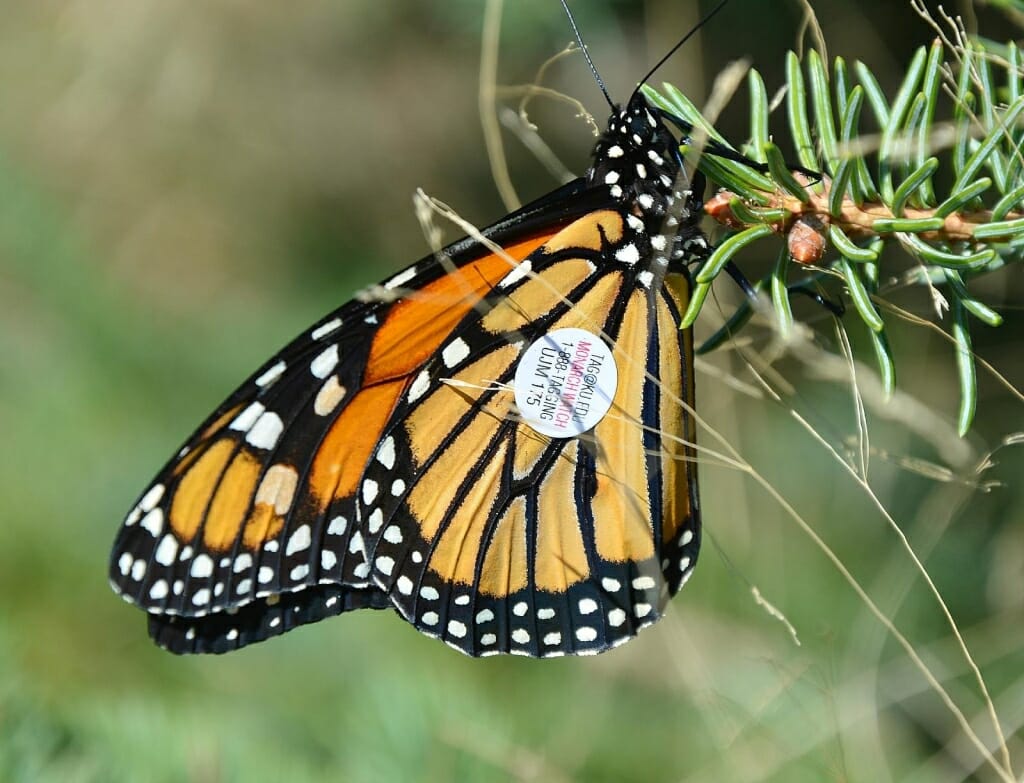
{"left": 632, "top": 0, "right": 729, "bottom": 98}
{"left": 559, "top": 0, "right": 614, "bottom": 110}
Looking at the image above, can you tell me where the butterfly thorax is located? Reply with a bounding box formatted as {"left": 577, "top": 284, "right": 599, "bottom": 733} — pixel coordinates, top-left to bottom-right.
{"left": 587, "top": 93, "right": 708, "bottom": 279}
{"left": 588, "top": 94, "right": 686, "bottom": 214}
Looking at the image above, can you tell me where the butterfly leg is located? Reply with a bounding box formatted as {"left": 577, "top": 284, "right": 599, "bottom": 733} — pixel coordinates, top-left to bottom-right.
{"left": 724, "top": 262, "right": 843, "bottom": 316}
{"left": 696, "top": 264, "right": 844, "bottom": 353}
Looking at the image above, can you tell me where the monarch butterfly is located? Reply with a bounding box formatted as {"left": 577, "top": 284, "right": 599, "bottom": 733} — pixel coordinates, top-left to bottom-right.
{"left": 109, "top": 10, "right": 717, "bottom": 658}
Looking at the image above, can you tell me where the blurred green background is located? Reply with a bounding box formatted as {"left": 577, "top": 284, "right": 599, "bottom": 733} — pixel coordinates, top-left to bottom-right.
{"left": 1, "top": 1, "right": 1021, "bottom": 781}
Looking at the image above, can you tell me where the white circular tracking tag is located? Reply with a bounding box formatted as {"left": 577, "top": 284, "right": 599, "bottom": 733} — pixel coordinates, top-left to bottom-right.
{"left": 513, "top": 327, "right": 618, "bottom": 438}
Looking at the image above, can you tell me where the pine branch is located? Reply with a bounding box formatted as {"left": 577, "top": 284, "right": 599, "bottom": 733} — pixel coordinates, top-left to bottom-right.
{"left": 645, "top": 39, "right": 1024, "bottom": 435}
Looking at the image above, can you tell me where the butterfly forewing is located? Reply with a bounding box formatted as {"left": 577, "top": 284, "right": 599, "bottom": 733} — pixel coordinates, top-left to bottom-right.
{"left": 109, "top": 210, "right": 576, "bottom": 636}
{"left": 111, "top": 305, "right": 383, "bottom": 619}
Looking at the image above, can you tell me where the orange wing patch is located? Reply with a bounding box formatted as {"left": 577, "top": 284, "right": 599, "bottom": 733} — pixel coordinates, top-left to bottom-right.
{"left": 534, "top": 440, "right": 589, "bottom": 591}
{"left": 657, "top": 272, "right": 696, "bottom": 546}
{"left": 429, "top": 439, "right": 510, "bottom": 587}
{"left": 308, "top": 378, "right": 407, "bottom": 512}
{"left": 550, "top": 272, "right": 622, "bottom": 333}
{"left": 591, "top": 289, "right": 655, "bottom": 563}
{"left": 542, "top": 210, "right": 624, "bottom": 253}
{"left": 511, "top": 426, "right": 549, "bottom": 480}
{"left": 478, "top": 495, "right": 529, "bottom": 597}
{"left": 407, "top": 399, "right": 508, "bottom": 541}
{"left": 364, "top": 236, "right": 550, "bottom": 385}
{"left": 200, "top": 446, "right": 266, "bottom": 551}
{"left": 170, "top": 440, "right": 258, "bottom": 547}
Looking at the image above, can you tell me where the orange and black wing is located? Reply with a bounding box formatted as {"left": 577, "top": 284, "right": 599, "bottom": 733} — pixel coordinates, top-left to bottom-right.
{"left": 113, "top": 90, "right": 710, "bottom": 657}
{"left": 356, "top": 206, "right": 700, "bottom": 656}
{"left": 110, "top": 180, "right": 597, "bottom": 654}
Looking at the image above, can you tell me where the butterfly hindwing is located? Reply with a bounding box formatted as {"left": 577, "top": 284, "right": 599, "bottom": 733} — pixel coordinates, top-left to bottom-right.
{"left": 358, "top": 207, "right": 700, "bottom": 656}
{"left": 147, "top": 585, "right": 391, "bottom": 654}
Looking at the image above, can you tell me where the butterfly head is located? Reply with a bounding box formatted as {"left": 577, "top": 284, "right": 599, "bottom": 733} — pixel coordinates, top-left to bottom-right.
{"left": 589, "top": 93, "right": 691, "bottom": 223}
